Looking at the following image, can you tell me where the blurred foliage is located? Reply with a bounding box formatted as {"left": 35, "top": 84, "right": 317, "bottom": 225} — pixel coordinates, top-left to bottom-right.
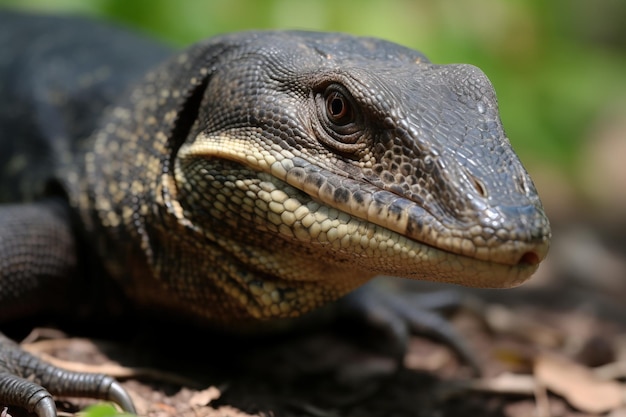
{"left": 1, "top": 0, "right": 625, "bottom": 178}
{"left": 82, "top": 403, "right": 133, "bottom": 417}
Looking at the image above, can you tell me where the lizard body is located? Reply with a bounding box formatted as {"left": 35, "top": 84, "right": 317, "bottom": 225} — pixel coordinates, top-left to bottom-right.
{"left": 0, "top": 11, "right": 550, "bottom": 416}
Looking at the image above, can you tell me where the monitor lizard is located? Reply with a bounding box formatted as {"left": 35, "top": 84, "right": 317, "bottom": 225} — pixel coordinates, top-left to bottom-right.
{"left": 0, "top": 11, "right": 551, "bottom": 417}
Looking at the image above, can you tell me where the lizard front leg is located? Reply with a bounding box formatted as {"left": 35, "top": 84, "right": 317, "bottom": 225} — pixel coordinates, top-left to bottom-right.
{"left": 0, "top": 199, "right": 135, "bottom": 417}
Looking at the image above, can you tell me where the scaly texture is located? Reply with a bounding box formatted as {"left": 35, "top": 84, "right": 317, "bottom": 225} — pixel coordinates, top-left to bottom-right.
{"left": 0, "top": 12, "right": 550, "bottom": 416}
{"left": 81, "top": 31, "right": 549, "bottom": 322}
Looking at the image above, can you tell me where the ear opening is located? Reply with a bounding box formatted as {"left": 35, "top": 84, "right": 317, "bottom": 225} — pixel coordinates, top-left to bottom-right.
{"left": 169, "top": 76, "right": 211, "bottom": 156}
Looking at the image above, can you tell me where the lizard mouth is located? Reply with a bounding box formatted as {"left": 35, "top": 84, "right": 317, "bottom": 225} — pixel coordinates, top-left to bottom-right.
{"left": 178, "top": 133, "right": 548, "bottom": 288}
{"left": 254, "top": 168, "right": 544, "bottom": 286}
{"left": 259, "top": 152, "right": 549, "bottom": 267}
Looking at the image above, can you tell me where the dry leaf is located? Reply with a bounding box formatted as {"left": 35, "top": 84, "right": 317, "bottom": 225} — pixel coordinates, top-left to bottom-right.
{"left": 535, "top": 353, "right": 624, "bottom": 413}
{"left": 595, "top": 361, "right": 626, "bottom": 380}
{"left": 485, "top": 304, "right": 563, "bottom": 348}
{"left": 607, "top": 408, "right": 626, "bottom": 417}
{"left": 189, "top": 386, "right": 222, "bottom": 407}
{"left": 462, "top": 372, "right": 537, "bottom": 395}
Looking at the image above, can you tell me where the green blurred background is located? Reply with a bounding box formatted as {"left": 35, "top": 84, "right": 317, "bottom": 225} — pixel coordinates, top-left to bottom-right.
{"left": 1, "top": 0, "right": 625, "bottom": 222}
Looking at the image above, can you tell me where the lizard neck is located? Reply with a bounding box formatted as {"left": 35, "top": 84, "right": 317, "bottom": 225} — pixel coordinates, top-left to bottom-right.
{"left": 78, "top": 45, "right": 371, "bottom": 324}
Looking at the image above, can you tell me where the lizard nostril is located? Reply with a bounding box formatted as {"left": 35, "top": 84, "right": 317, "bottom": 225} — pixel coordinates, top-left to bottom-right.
{"left": 518, "top": 251, "right": 540, "bottom": 266}
{"left": 469, "top": 174, "right": 487, "bottom": 198}
{"left": 517, "top": 175, "right": 529, "bottom": 194}
{"left": 461, "top": 167, "right": 488, "bottom": 198}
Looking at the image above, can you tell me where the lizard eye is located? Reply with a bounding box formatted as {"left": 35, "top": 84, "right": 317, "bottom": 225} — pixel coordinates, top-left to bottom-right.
{"left": 315, "top": 84, "right": 363, "bottom": 152}
{"left": 326, "top": 90, "right": 353, "bottom": 126}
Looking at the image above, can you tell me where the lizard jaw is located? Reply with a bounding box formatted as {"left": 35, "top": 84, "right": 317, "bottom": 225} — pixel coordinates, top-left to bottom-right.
{"left": 253, "top": 170, "right": 541, "bottom": 288}
{"left": 175, "top": 133, "right": 547, "bottom": 289}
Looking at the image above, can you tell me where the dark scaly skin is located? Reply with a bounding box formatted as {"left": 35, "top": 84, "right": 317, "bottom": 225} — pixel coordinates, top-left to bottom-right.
{"left": 0, "top": 11, "right": 551, "bottom": 416}
{"left": 0, "top": 12, "right": 170, "bottom": 416}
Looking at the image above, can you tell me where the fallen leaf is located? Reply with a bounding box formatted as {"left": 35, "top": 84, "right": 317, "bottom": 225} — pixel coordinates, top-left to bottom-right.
{"left": 23, "top": 338, "right": 200, "bottom": 387}
{"left": 535, "top": 353, "right": 624, "bottom": 413}
{"left": 607, "top": 407, "right": 626, "bottom": 417}
{"left": 485, "top": 304, "right": 563, "bottom": 348}
{"left": 461, "top": 372, "right": 537, "bottom": 395}
{"left": 189, "top": 386, "right": 222, "bottom": 407}
{"left": 595, "top": 361, "right": 626, "bottom": 381}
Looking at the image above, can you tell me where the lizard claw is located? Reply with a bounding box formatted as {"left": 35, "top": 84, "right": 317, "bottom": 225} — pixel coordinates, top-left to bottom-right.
{"left": 107, "top": 380, "right": 137, "bottom": 415}
{"left": 0, "top": 333, "right": 136, "bottom": 416}
{"left": 0, "top": 373, "right": 56, "bottom": 417}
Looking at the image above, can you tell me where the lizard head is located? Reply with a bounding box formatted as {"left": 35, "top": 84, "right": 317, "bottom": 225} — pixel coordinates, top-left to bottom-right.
{"left": 97, "top": 31, "right": 551, "bottom": 320}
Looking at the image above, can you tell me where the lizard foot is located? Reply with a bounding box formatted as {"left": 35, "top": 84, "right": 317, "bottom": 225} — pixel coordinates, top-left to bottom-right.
{"left": 0, "top": 333, "right": 136, "bottom": 417}
{"left": 335, "top": 282, "right": 481, "bottom": 375}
